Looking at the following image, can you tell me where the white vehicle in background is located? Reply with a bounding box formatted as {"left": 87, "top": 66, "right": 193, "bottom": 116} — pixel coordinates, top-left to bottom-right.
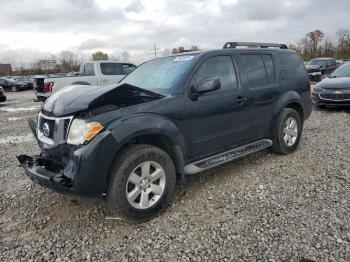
{"left": 34, "top": 60, "right": 137, "bottom": 101}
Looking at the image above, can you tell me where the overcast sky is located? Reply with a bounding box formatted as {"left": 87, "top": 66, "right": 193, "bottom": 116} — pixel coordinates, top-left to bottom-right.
{"left": 1, "top": 0, "right": 350, "bottom": 67}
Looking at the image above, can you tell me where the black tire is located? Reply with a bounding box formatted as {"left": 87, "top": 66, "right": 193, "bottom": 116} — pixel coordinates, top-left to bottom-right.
{"left": 106, "top": 144, "right": 176, "bottom": 222}
{"left": 270, "top": 108, "right": 303, "bottom": 155}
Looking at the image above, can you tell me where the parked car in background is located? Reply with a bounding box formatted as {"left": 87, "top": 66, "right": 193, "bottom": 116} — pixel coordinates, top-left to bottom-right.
{"left": 0, "top": 86, "right": 6, "bottom": 102}
{"left": 18, "top": 42, "right": 312, "bottom": 221}
{"left": 0, "top": 78, "right": 18, "bottom": 91}
{"left": 306, "top": 58, "right": 338, "bottom": 82}
{"left": 312, "top": 63, "right": 350, "bottom": 108}
{"left": 12, "top": 77, "right": 33, "bottom": 91}
{"left": 34, "top": 61, "right": 137, "bottom": 101}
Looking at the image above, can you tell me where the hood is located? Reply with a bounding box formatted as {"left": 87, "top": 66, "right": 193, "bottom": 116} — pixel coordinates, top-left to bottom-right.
{"left": 318, "top": 77, "right": 350, "bottom": 89}
{"left": 43, "top": 83, "right": 164, "bottom": 116}
{"left": 306, "top": 64, "right": 321, "bottom": 70}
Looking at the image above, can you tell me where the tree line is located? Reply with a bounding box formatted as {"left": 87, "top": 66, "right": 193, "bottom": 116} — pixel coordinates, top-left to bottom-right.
{"left": 290, "top": 29, "right": 350, "bottom": 61}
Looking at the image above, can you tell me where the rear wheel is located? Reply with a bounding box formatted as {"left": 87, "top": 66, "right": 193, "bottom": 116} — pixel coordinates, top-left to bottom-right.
{"left": 270, "top": 108, "right": 303, "bottom": 155}
{"left": 107, "top": 144, "right": 176, "bottom": 222}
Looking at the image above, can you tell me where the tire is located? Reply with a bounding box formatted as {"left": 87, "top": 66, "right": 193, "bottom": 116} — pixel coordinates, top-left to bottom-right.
{"left": 270, "top": 108, "right": 303, "bottom": 155}
{"left": 107, "top": 144, "right": 176, "bottom": 222}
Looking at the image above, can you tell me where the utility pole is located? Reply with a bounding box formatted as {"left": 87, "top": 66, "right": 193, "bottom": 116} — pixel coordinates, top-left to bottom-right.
{"left": 151, "top": 43, "right": 159, "bottom": 58}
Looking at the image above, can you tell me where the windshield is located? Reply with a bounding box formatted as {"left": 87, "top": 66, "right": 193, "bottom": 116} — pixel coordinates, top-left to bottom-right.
{"left": 331, "top": 64, "right": 350, "bottom": 77}
{"left": 119, "top": 55, "right": 197, "bottom": 95}
{"left": 308, "top": 60, "right": 325, "bottom": 66}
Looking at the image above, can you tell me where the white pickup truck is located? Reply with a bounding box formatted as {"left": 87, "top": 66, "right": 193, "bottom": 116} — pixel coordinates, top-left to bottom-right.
{"left": 34, "top": 60, "right": 137, "bottom": 101}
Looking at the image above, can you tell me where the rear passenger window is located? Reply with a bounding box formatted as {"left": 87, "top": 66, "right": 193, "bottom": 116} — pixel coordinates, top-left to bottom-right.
{"left": 279, "top": 53, "right": 306, "bottom": 79}
{"left": 122, "top": 64, "right": 137, "bottom": 75}
{"left": 261, "top": 55, "right": 276, "bottom": 82}
{"left": 240, "top": 55, "right": 268, "bottom": 86}
{"left": 101, "top": 63, "right": 123, "bottom": 75}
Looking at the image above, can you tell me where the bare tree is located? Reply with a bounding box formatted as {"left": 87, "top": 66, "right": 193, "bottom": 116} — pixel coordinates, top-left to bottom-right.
{"left": 162, "top": 48, "right": 171, "bottom": 57}
{"left": 59, "top": 51, "right": 80, "bottom": 72}
{"left": 306, "top": 29, "right": 324, "bottom": 58}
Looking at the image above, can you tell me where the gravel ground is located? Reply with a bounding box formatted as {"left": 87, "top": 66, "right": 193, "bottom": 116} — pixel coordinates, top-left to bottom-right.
{"left": 0, "top": 90, "right": 349, "bottom": 261}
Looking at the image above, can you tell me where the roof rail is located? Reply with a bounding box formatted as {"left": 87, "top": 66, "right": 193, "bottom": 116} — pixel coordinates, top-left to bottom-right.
{"left": 223, "top": 42, "right": 288, "bottom": 49}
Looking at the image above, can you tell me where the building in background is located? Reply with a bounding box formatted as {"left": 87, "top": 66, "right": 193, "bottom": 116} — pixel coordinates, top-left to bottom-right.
{"left": 0, "top": 64, "right": 13, "bottom": 76}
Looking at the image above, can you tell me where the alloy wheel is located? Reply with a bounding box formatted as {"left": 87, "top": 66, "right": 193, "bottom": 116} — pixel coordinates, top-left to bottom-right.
{"left": 283, "top": 117, "right": 298, "bottom": 146}
{"left": 126, "top": 161, "right": 166, "bottom": 209}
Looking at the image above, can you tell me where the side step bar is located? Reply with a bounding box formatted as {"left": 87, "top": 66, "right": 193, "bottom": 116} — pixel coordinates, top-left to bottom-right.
{"left": 184, "top": 139, "right": 272, "bottom": 175}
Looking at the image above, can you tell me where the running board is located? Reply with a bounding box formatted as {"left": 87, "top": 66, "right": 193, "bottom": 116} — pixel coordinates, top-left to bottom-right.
{"left": 184, "top": 139, "right": 272, "bottom": 175}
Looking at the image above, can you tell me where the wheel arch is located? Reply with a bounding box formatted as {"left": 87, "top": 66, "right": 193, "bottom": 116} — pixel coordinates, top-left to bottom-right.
{"left": 270, "top": 91, "right": 304, "bottom": 133}
{"left": 104, "top": 115, "right": 187, "bottom": 191}
{"left": 70, "top": 81, "right": 91, "bottom": 85}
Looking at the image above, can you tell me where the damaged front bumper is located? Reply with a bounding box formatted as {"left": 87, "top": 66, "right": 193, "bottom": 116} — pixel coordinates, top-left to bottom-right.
{"left": 17, "top": 155, "right": 73, "bottom": 194}
{"left": 17, "top": 118, "right": 119, "bottom": 197}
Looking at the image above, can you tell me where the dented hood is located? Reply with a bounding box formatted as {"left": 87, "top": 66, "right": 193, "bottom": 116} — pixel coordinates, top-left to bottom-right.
{"left": 43, "top": 83, "right": 164, "bottom": 116}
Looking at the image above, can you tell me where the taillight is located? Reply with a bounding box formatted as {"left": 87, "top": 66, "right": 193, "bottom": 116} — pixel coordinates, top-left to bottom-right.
{"left": 307, "top": 80, "right": 312, "bottom": 98}
{"left": 44, "top": 82, "right": 54, "bottom": 93}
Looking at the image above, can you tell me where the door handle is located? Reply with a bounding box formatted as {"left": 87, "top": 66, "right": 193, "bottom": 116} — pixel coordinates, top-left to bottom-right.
{"left": 235, "top": 97, "right": 248, "bottom": 105}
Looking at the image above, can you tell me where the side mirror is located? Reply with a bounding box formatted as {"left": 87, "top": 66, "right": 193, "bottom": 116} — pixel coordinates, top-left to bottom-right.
{"left": 192, "top": 78, "right": 221, "bottom": 96}
{"left": 321, "top": 75, "right": 328, "bottom": 80}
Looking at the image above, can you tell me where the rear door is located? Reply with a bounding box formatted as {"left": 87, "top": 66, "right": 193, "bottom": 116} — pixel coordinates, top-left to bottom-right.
{"left": 237, "top": 53, "right": 279, "bottom": 138}
{"left": 183, "top": 54, "right": 252, "bottom": 159}
{"left": 98, "top": 62, "right": 136, "bottom": 85}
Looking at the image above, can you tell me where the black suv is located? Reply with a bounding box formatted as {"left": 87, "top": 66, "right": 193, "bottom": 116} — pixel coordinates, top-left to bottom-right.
{"left": 306, "top": 58, "right": 338, "bottom": 82}
{"left": 18, "top": 42, "right": 312, "bottom": 221}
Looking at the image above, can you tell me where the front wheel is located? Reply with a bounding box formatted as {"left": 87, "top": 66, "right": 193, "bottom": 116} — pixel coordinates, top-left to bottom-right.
{"left": 270, "top": 108, "right": 303, "bottom": 155}
{"left": 107, "top": 144, "right": 176, "bottom": 222}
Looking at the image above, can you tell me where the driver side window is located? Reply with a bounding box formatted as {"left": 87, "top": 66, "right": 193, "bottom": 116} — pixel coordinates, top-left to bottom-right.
{"left": 192, "top": 56, "right": 238, "bottom": 92}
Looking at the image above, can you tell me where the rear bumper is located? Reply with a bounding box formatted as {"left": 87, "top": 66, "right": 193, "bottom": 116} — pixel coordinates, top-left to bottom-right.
{"left": 35, "top": 92, "right": 50, "bottom": 102}
{"left": 18, "top": 119, "right": 120, "bottom": 197}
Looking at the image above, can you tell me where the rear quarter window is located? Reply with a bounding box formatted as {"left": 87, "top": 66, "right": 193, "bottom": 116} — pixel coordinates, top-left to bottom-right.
{"left": 279, "top": 53, "right": 306, "bottom": 79}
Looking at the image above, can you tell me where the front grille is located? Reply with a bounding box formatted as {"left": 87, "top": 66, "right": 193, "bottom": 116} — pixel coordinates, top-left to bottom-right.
{"left": 320, "top": 93, "right": 350, "bottom": 100}
{"left": 63, "top": 119, "right": 71, "bottom": 139}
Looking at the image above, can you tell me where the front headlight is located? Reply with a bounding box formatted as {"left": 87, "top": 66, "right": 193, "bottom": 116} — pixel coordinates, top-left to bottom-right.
{"left": 67, "top": 119, "right": 104, "bottom": 145}
{"left": 313, "top": 85, "right": 323, "bottom": 92}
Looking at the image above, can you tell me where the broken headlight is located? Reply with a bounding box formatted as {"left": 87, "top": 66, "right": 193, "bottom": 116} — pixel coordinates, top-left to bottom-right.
{"left": 67, "top": 119, "right": 104, "bottom": 145}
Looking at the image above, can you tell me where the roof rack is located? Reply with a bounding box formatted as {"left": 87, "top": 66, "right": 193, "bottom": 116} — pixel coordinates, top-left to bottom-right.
{"left": 223, "top": 42, "right": 288, "bottom": 49}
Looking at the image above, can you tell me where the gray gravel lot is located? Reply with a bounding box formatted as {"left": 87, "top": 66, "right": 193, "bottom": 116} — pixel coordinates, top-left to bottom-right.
{"left": 0, "top": 90, "right": 349, "bottom": 261}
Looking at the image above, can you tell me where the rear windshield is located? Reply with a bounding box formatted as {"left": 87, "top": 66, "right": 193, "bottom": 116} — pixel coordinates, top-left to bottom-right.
{"left": 308, "top": 59, "right": 325, "bottom": 66}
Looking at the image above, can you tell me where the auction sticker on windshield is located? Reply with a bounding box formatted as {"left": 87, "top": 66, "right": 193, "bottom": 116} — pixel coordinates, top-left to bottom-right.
{"left": 173, "top": 56, "right": 194, "bottom": 62}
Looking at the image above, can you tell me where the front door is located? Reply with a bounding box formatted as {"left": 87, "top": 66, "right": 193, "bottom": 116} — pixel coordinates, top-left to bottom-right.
{"left": 183, "top": 55, "right": 252, "bottom": 159}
